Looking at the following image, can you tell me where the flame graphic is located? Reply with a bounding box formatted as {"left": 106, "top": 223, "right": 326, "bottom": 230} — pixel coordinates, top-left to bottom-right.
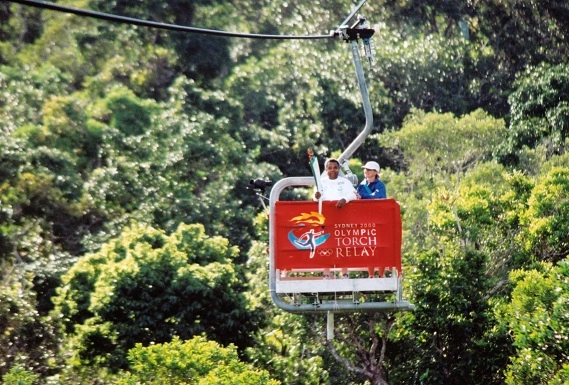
{"left": 289, "top": 211, "right": 325, "bottom": 226}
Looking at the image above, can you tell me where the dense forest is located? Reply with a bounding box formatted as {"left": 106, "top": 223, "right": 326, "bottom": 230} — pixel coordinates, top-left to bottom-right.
{"left": 1, "top": 0, "right": 569, "bottom": 384}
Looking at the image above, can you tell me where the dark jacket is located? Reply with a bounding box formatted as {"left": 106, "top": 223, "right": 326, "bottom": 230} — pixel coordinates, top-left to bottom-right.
{"left": 357, "top": 178, "right": 386, "bottom": 199}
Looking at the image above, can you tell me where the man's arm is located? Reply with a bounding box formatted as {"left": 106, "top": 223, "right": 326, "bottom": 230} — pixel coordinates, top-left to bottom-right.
{"left": 343, "top": 180, "right": 358, "bottom": 202}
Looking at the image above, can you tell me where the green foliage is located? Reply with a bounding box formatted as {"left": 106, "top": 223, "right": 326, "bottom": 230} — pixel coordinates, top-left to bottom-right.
{"left": 33, "top": 95, "right": 104, "bottom": 173}
{"left": 390, "top": 249, "right": 508, "bottom": 385}
{"left": 477, "top": 0, "right": 569, "bottom": 83}
{"left": 2, "top": 0, "right": 569, "bottom": 383}
{"left": 381, "top": 0, "right": 475, "bottom": 34}
{"left": 499, "top": 171, "right": 535, "bottom": 228}
{"left": 550, "top": 364, "right": 569, "bottom": 385}
{"left": 226, "top": 43, "right": 326, "bottom": 176}
{"left": 325, "top": 312, "right": 401, "bottom": 384}
{"left": 15, "top": 8, "right": 94, "bottom": 83}
{"left": 429, "top": 184, "right": 493, "bottom": 245}
{"left": 0, "top": 3, "right": 43, "bottom": 63}
{"left": 1, "top": 152, "right": 88, "bottom": 254}
{"left": 381, "top": 109, "right": 507, "bottom": 185}
{"left": 519, "top": 167, "right": 569, "bottom": 264}
{"left": 0, "top": 64, "right": 71, "bottom": 135}
{"left": 498, "top": 259, "right": 569, "bottom": 385}
{"left": 225, "top": 37, "right": 394, "bottom": 177}
{"left": 383, "top": 0, "right": 569, "bottom": 109}
{"left": 87, "top": 0, "right": 233, "bottom": 86}
{"left": 246, "top": 312, "right": 329, "bottom": 385}
{"left": 116, "top": 336, "right": 280, "bottom": 385}
{"left": 501, "top": 63, "right": 569, "bottom": 165}
{"left": 73, "top": 80, "right": 265, "bottom": 254}
{"left": 2, "top": 364, "right": 40, "bottom": 385}
{"left": 0, "top": 274, "right": 61, "bottom": 381}
{"left": 53, "top": 222, "right": 259, "bottom": 371}
{"left": 103, "top": 88, "right": 153, "bottom": 136}
{"left": 373, "top": 28, "right": 475, "bottom": 124}
{"left": 427, "top": 162, "right": 513, "bottom": 251}
{"left": 244, "top": 238, "right": 329, "bottom": 385}
{"left": 0, "top": 133, "right": 91, "bottom": 316}
{"left": 406, "top": 161, "right": 531, "bottom": 277}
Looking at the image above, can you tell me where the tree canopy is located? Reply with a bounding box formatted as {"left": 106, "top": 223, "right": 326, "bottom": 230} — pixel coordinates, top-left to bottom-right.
{"left": 2, "top": 0, "right": 569, "bottom": 384}
{"left": 52, "top": 222, "right": 260, "bottom": 371}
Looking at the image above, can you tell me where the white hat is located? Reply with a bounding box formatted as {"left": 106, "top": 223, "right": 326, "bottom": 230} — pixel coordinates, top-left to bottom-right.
{"left": 362, "top": 161, "right": 380, "bottom": 172}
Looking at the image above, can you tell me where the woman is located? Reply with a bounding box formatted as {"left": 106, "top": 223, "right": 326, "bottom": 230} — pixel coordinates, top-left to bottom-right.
{"left": 357, "top": 161, "right": 386, "bottom": 199}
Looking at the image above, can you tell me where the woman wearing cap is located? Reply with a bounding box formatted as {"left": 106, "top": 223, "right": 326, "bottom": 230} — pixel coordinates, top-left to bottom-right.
{"left": 357, "top": 161, "right": 386, "bottom": 199}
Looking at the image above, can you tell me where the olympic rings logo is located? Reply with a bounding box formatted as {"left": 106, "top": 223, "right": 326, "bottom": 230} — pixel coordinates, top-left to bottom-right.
{"left": 318, "top": 249, "right": 333, "bottom": 257}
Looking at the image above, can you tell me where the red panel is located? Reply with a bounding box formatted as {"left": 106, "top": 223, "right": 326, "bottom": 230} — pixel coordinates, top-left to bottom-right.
{"left": 274, "top": 199, "right": 402, "bottom": 273}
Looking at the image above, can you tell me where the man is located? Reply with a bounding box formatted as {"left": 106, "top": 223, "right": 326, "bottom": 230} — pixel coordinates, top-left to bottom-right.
{"left": 313, "top": 158, "right": 357, "bottom": 279}
{"left": 313, "top": 158, "right": 357, "bottom": 208}
{"left": 357, "top": 161, "right": 386, "bottom": 199}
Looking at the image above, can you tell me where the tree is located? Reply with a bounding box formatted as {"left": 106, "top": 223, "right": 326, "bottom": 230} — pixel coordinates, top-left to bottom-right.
{"left": 379, "top": 109, "right": 507, "bottom": 190}
{"left": 497, "top": 259, "right": 569, "bottom": 385}
{"left": 500, "top": 63, "right": 569, "bottom": 165}
{"left": 372, "top": 28, "right": 475, "bottom": 126}
{"left": 0, "top": 273, "right": 61, "bottom": 380}
{"left": 52, "top": 222, "right": 260, "bottom": 372}
{"left": 380, "top": 0, "right": 569, "bottom": 119}
{"left": 476, "top": 0, "right": 569, "bottom": 79}
{"left": 0, "top": 2, "right": 43, "bottom": 64}
{"left": 389, "top": 249, "right": 508, "bottom": 385}
{"left": 116, "top": 336, "right": 280, "bottom": 385}
{"left": 3, "top": 0, "right": 569, "bottom": 383}
{"left": 380, "top": 0, "right": 475, "bottom": 35}
{"left": 519, "top": 167, "right": 569, "bottom": 264}
{"left": 93, "top": 0, "right": 234, "bottom": 85}
{"left": 425, "top": 162, "right": 532, "bottom": 271}
{"left": 325, "top": 313, "right": 398, "bottom": 385}
{"left": 0, "top": 64, "right": 71, "bottom": 135}
{"left": 243, "top": 224, "right": 330, "bottom": 385}
{"left": 2, "top": 365, "right": 39, "bottom": 385}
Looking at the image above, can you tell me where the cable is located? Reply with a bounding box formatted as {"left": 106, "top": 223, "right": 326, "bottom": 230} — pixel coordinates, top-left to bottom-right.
{"left": 5, "top": 0, "right": 336, "bottom": 40}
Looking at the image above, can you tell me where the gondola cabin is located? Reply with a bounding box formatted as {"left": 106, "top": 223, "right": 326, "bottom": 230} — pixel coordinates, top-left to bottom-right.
{"left": 269, "top": 176, "right": 414, "bottom": 314}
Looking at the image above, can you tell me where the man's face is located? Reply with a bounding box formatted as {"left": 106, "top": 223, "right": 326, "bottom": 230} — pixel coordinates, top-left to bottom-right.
{"left": 326, "top": 161, "right": 340, "bottom": 180}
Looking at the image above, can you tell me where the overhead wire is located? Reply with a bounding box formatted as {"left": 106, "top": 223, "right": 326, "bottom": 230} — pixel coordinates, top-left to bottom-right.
{"left": 5, "top": 0, "right": 336, "bottom": 40}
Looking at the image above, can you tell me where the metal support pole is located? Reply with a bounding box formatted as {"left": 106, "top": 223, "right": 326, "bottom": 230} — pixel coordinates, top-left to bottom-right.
{"left": 338, "top": 39, "right": 374, "bottom": 165}
{"left": 327, "top": 311, "right": 335, "bottom": 340}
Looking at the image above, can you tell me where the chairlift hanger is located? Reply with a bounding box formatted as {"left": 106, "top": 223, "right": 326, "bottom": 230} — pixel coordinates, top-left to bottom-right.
{"left": 267, "top": 2, "right": 414, "bottom": 317}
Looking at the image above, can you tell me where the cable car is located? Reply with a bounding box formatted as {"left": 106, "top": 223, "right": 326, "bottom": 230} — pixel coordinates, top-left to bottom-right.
{"left": 269, "top": 179, "right": 414, "bottom": 314}
{"left": 266, "top": 4, "right": 414, "bottom": 315}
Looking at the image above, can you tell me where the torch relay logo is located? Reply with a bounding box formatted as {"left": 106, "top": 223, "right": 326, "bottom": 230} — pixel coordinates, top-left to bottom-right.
{"left": 288, "top": 212, "right": 330, "bottom": 258}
